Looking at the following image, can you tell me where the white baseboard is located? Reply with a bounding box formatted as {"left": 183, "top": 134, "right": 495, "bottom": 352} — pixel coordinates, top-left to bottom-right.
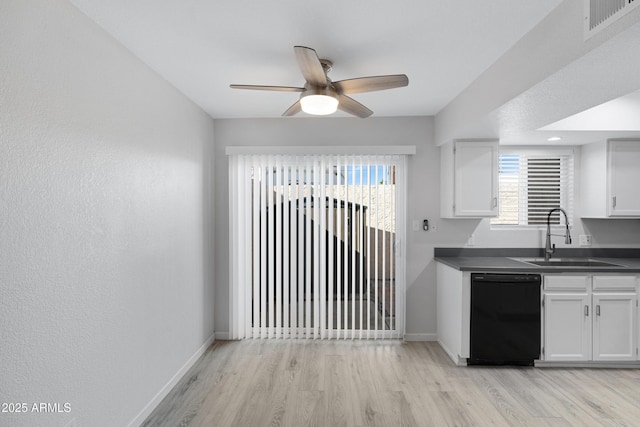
{"left": 128, "top": 332, "right": 216, "bottom": 427}
{"left": 437, "top": 340, "right": 467, "bottom": 366}
{"left": 403, "top": 333, "right": 437, "bottom": 342}
{"left": 437, "top": 339, "right": 456, "bottom": 361}
{"left": 535, "top": 360, "right": 640, "bottom": 368}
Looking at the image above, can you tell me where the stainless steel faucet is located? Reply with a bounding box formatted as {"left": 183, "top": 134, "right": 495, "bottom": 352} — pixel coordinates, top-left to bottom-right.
{"left": 545, "top": 208, "right": 572, "bottom": 261}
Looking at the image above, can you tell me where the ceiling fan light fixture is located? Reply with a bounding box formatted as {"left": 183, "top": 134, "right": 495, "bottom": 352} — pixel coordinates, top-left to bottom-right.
{"left": 300, "top": 88, "right": 339, "bottom": 115}
{"left": 300, "top": 94, "right": 338, "bottom": 115}
{"left": 230, "top": 46, "right": 408, "bottom": 118}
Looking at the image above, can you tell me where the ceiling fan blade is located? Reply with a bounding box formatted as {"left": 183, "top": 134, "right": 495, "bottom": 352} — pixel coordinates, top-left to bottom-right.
{"left": 230, "top": 84, "right": 305, "bottom": 92}
{"left": 333, "top": 74, "right": 409, "bottom": 94}
{"left": 294, "top": 46, "right": 327, "bottom": 87}
{"left": 337, "top": 94, "right": 373, "bottom": 118}
{"left": 282, "top": 100, "right": 302, "bottom": 117}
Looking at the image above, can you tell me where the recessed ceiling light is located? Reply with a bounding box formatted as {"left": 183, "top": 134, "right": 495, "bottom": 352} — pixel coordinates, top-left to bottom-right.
{"left": 547, "top": 136, "right": 562, "bottom": 141}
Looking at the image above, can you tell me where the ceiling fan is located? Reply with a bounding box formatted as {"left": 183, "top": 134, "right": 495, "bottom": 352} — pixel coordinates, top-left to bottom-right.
{"left": 230, "top": 46, "right": 409, "bottom": 118}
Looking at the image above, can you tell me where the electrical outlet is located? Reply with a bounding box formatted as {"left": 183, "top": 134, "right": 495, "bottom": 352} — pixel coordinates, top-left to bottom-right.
{"left": 579, "top": 234, "right": 592, "bottom": 246}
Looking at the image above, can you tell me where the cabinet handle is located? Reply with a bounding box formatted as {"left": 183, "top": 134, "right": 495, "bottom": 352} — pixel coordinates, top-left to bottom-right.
{"left": 584, "top": 305, "right": 589, "bottom": 316}
{"left": 492, "top": 197, "right": 497, "bottom": 208}
{"left": 596, "top": 305, "right": 600, "bottom": 316}
{"left": 612, "top": 196, "right": 617, "bottom": 209}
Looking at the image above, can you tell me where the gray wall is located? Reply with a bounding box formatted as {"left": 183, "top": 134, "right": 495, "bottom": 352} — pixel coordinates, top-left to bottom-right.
{"left": 214, "top": 117, "right": 438, "bottom": 339}
{"left": 213, "top": 118, "right": 640, "bottom": 340}
{"left": 0, "top": 1, "right": 215, "bottom": 425}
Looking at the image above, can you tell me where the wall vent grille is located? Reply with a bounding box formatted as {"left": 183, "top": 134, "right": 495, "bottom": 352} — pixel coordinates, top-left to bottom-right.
{"left": 585, "top": 0, "right": 640, "bottom": 38}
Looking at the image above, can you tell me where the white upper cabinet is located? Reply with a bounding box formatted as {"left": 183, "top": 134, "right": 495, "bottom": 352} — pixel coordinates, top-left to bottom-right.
{"left": 441, "top": 139, "right": 498, "bottom": 218}
{"left": 581, "top": 139, "right": 640, "bottom": 218}
{"left": 609, "top": 140, "right": 640, "bottom": 216}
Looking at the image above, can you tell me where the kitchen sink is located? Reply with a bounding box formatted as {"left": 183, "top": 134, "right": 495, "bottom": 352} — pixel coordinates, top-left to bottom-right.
{"left": 516, "top": 258, "right": 622, "bottom": 268}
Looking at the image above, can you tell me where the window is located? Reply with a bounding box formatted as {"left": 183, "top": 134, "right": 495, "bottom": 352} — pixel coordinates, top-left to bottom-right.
{"left": 491, "top": 148, "right": 574, "bottom": 227}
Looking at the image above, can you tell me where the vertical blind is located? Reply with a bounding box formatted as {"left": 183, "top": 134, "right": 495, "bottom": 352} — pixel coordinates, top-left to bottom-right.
{"left": 492, "top": 149, "right": 574, "bottom": 226}
{"left": 229, "top": 154, "right": 405, "bottom": 340}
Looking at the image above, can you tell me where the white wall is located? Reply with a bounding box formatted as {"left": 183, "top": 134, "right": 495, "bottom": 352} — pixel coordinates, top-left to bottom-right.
{"left": 213, "top": 118, "right": 640, "bottom": 342}
{"left": 0, "top": 1, "right": 214, "bottom": 426}
{"left": 443, "top": 211, "right": 640, "bottom": 249}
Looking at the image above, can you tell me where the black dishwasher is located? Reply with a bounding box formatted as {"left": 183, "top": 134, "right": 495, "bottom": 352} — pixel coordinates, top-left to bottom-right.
{"left": 469, "top": 273, "right": 541, "bottom": 366}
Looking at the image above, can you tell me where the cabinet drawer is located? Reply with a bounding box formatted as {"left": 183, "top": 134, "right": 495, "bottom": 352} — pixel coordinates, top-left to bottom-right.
{"left": 593, "top": 275, "right": 638, "bottom": 291}
{"left": 544, "top": 275, "right": 589, "bottom": 291}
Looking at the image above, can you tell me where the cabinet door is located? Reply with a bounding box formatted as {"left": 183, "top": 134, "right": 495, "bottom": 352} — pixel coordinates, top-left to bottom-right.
{"left": 609, "top": 140, "right": 640, "bottom": 216}
{"left": 453, "top": 140, "right": 498, "bottom": 217}
{"left": 592, "top": 293, "right": 637, "bottom": 361}
{"left": 544, "top": 293, "right": 591, "bottom": 361}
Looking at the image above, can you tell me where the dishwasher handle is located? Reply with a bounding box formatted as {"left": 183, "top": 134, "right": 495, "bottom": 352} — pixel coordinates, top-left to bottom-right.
{"left": 472, "top": 273, "right": 541, "bottom": 284}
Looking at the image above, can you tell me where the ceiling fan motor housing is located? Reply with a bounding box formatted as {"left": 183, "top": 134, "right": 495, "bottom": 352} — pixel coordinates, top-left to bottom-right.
{"left": 301, "top": 85, "right": 338, "bottom": 99}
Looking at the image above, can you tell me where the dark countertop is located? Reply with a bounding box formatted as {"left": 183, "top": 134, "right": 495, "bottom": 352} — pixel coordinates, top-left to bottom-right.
{"left": 434, "top": 248, "right": 640, "bottom": 273}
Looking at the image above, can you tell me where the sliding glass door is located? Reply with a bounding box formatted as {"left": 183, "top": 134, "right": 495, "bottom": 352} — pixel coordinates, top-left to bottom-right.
{"left": 229, "top": 154, "right": 406, "bottom": 339}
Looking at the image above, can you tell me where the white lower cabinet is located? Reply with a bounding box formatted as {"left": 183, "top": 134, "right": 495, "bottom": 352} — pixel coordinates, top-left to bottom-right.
{"left": 543, "top": 274, "right": 639, "bottom": 363}
{"left": 592, "top": 293, "right": 637, "bottom": 361}
{"left": 544, "top": 293, "right": 591, "bottom": 361}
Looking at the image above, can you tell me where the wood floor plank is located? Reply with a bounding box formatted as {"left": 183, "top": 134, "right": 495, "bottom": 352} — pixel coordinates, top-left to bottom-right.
{"left": 378, "top": 391, "right": 419, "bottom": 427}
{"left": 552, "top": 370, "right": 640, "bottom": 424}
{"left": 452, "top": 377, "right": 512, "bottom": 427}
{"left": 324, "top": 354, "right": 353, "bottom": 427}
{"left": 345, "top": 350, "right": 386, "bottom": 426}
{"left": 468, "top": 368, "right": 535, "bottom": 425}
{"left": 364, "top": 343, "right": 402, "bottom": 394}
{"left": 143, "top": 340, "right": 640, "bottom": 427}
{"left": 197, "top": 354, "right": 264, "bottom": 426}
{"left": 282, "top": 390, "right": 325, "bottom": 427}
{"left": 492, "top": 367, "right": 562, "bottom": 418}
{"left": 539, "top": 369, "right": 637, "bottom": 423}
{"left": 387, "top": 350, "right": 452, "bottom": 426}
{"left": 300, "top": 341, "right": 326, "bottom": 392}
{"left": 529, "top": 417, "right": 574, "bottom": 426}
{"left": 524, "top": 375, "right": 608, "bottom": 427}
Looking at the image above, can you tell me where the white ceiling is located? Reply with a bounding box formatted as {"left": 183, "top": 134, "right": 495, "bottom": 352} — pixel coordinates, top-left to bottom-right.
{"left": 541, "top": 90, "right": 640, "bottom": 132}
{"left": 70, "top": 0, "right": 562, "bottom": 119}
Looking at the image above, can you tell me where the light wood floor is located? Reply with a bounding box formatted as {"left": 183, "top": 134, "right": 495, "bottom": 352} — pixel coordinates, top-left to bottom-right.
{"left": 142, "top": 340, "right": 640, "bottom": 427}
